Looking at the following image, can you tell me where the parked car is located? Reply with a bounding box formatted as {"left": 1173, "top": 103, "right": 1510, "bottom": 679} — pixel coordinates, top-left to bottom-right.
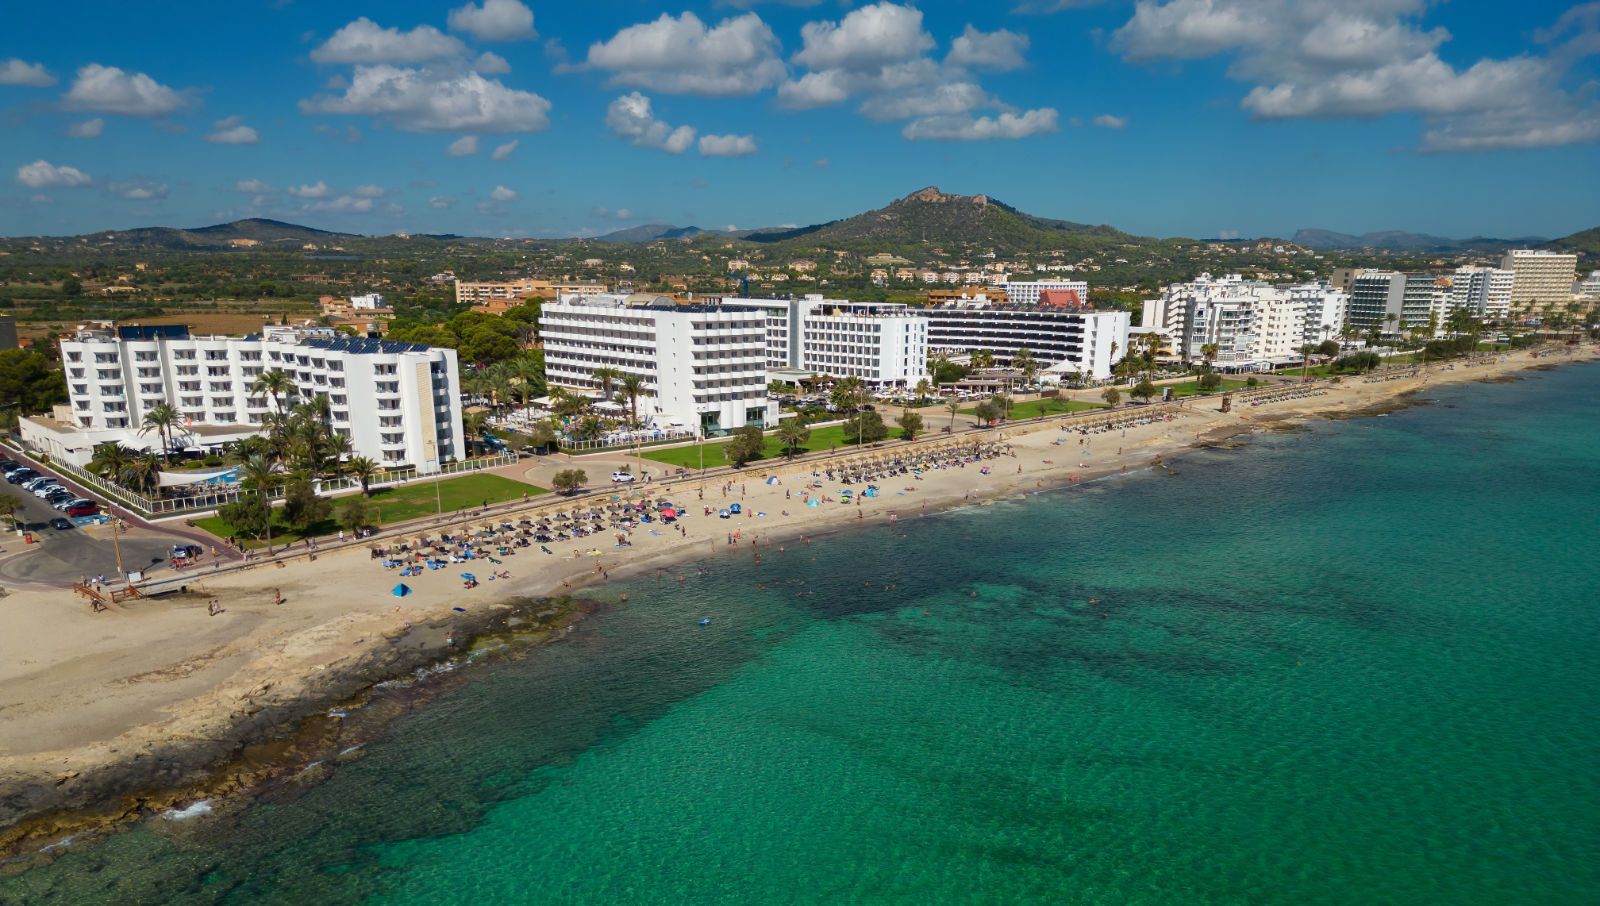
{"left": 66, "top": 502, "right": 100, "bottom": 517}
{"left": 47, "top": 492, "right": 75, "bottom": 507}
{"left": 49, "top": 517, "right": 74, "bottom": 531}
{"left": 54, "top": 497, "right": 87, "bottom": 511}
{"left": 33, "top": 482, "right": 65, "bottom": 498}
{"left": 610, "top": 471, "right": 636, "bottom": 483}
{"left": 20, "top": 476, "right": 53, "bottom": 490}
{"left": 6, "top": 469, "right": 39, "bottom": 484}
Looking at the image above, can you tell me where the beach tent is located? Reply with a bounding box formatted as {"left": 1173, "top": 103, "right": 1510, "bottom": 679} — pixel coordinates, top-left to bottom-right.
{"left": 392, "top": 583, "right": 412, "bottom": 597}
{"left": 766, "top": 476, "right": 779, "bottom": 485}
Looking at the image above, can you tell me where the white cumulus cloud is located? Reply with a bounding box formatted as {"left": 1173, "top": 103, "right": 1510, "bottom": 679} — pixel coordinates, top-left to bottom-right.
{"left": 1112, "top": 0, "right": 1600, "bottom": 151}
{"left": 0, "top": 58, "right": 55, "bottom": 87}
{"left": 352, "top": 184, "right": 386, "bottom": 198}
{"left": 430, "top": 196, "right": 457, "bottom": 208}
{"left": 585, "top": 12, "right": 785, "bottom": 96}
{"left": 206, "top": 115, "right": 260, "bottom": 144}
{"left": 62, "top": 64, "right": 186, "bottom": 116}
{"left": 235, "top": 179, "right": 273, "bottom": 194}
{"left": 492, "top": 139, "right": 519, "bottom": 160}
{"left": 698, "top": 133, "right": 759, "bottom": 157}
{"left": 304, "top": 195, "right": 375, "bottom": 213}
{"left": 449, "top": 0, "right": 537, "bottom": 42}
{"left": 902, "top": 107, "right": 1061, "bottom": 140}
{"left": 490, "top": 185, "right": 517, "bottom": 201}
{"left": 310, "top": 18, "right": 468, "bottom": 64}
{"left": 605, "top": 92, "right": 697, "bottom": 154}
{"left": 474, "top": 51, "right": 512, "bottom": 75}
{"left": 859, "top": 82, "right": 991, "bottom": 121}
{"left": 946, "top": 25, "right": 1029, "bottom": 72}
{"left": 67, "top": 118, "right": 105, "bottom": 138}
{"left": 288, "top": 181, "right": 331, "bottom": 198}
{"left": 1092, "top": 113, "right": 1127, "bottom": 128}
{"left": 301, "top": 65, "right": 551, "bottom": 132}
{"left": 448, "top": 135, "right": 481, "bottom": 156}
{"left": 16, "top": 160, "right": 92, "bottom": 188}
{"left": 109, "top": 179, "right": 168, "bottom": 200}
{"left": 795, "top": 3, "right": 933, "bottom": 71}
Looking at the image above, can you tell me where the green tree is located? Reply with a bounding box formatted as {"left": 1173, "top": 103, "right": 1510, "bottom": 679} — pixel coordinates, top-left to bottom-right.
{"left": 89, "top": 442, "right": 136, "bottom": 481}
{"left": 896, "top": 408, "right": 924, "bottom": 439}
{"left": 250, "top": 369, "right": 296, "bottom": 416}
{"left": 618, "top": 373, "right": 647, "bottom": 427}
{"left": 828, "top": 376, "right": 866, "bottom": 415}
{"left": 139, "top": 400, "right": 180, "bottom": 464}
{"left": 1317, "top": 339, "right": 1341, "bottom": 358}
{"left": 842, "top": 410, "right": 888, "bottom": 444}
{"left": 1101, "top": 387, "right": 1122, "bottom": 407}
{"left": 346, "top": 455, "right": 379, "bottom": 496}
{"left": 1131, "top": 378, "right": 1157, "bottom": 402}
{"left": 725, "top": 425, "right": 766, "bottom": 465}
{"left": 218, "top": 496, "right": 271, "bottom": 540}
{"left": 0, "top": 348, "right": 69, "bottom": 414}
{"left": 552, "top": 468, "right": 588, "bottom": 495}
{"left": 0, "top": 496, "right": 18, "bottom": 531}
{"left": 62, "top": 277, "right": 82, "bottom": 296}
{"left": 281, "top": 478, "right": 331, "bottom": 533}
{"left": 239, "top": 452, "right": 282, "bottom": 553}
{"left": 777, "top": 419, "right": 811, "bottom": 458}
{"left": 591, "top": 366, "right": 622, "bottom": 402}
{"left": 1197, "top": 371, "right": 1223, "bottom": 392}
{"left": 337, "top": 496, "right": 374, "bottom": 533}
{"left": 945, "top": 398, "right": 961, "bottom": 431}
{"left": 1013, "top": 347, "right": 1037, "bottom": 386}
{"left": 973, "top": 399, "right": 999, "bottom": 425}
{"left": 123, "top": 452, "right": 162, "bottom": 495}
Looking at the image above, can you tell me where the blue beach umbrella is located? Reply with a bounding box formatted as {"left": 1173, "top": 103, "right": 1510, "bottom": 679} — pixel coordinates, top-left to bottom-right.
{"left": 392, "top": 583, "right": 412, "bottom": 597}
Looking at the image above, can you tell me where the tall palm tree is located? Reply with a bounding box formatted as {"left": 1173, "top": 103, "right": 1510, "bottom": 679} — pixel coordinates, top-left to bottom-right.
{"left": 946, "top": 399, "right": 961, "bottom": 431}
{"left": 512, "top": 354, "right": 545, "bottom": 406}
{"left": 914, "top": 377, "right": 933, "bottom": 404}
{"left": 239, "top": 452, "right": 281, "bottom": 554}
{"left": 1013, "top": 347, "right": 1037, "bottom": 388}
{"left": 618, "top": 373, "right": 647, "bottom": 427}
{"left": 591, "top": 366, "right": 622, "bottom": 402}
{"left": 969, "top": 349, "right": 994, "bottom": 370}
{"left": 250, "top": 369, "right": 296, "bottom": 416}
{"left": 777, "top": 419, "right": 810, "bottom": 459}
{"left": 139, "top": 401, "right": 180, "bottom": 464}
{"left": 123, "top": 452, "right": 162, "bottom": 495}
{"left": 346, "top": 455, "right": 379, "bottom": 496}
{"left": 89, "top": 443, "right": 135, "bottom": 481}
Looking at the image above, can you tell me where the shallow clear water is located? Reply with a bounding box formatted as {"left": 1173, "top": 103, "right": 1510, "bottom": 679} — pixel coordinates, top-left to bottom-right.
{"left": 7, "top": 363, "right": 1599, "bottom": 905}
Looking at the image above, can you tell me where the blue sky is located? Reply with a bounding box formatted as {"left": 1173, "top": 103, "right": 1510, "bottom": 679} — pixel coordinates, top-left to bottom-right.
{"left": 3, "top": 0, "right": 1598, "bottom": 240}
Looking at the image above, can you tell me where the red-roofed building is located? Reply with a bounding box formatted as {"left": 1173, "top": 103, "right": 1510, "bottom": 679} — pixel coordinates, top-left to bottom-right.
{"left": 1038, "top": 288, "right": 1088, "bottom": 310}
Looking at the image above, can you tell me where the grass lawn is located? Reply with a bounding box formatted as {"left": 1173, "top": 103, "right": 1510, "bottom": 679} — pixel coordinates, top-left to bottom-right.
{"left": 1159, "top": 377, "right": 1250, "bottom": 398}
{"left": 958, "top": 398, "right": 1104, "bottom": 420}
{"left": 639, "top": 423, "right": 883, "bottom": 470}
{"left": 195, "top": 472, "right": 545, "bottom": 548}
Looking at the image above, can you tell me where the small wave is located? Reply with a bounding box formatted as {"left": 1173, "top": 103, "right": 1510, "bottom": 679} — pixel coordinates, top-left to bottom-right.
{"left": 39, "top": 835, "right": 75, "bottom": 853}
{"left": 338, "top": 744, "right": 365, "bottom": 756}
{"left": 161, "top": 800, "right": 214, "bottom": 821}
{"left": 327, "top": 709, "right": 348, "bottom": 719}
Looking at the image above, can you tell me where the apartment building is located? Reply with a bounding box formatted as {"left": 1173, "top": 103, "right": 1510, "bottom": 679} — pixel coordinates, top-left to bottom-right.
{"left": 1347, "top": 272, "right": 1406, "bottom": 334}
{"left": 1442, "top": 266, "right": 1512, "bottom": 322}
{"left": 455, "top": 278, "right": 608, "bottom": 307}
{"left": 1579, "top": 270, "right": 1600, "bottom": 302}
{"left": 920, "top": 303, "right": 1130, "bottom": 381}
{"left": 1503, "top": 250, "right": 1578, "bottom": 318}
{"left": 723, "top": 296, "right": 927, "bottom": 388}
{"left": 45, "top": 325, "right": 464, "bottom": 472}
{"left": 538, "top": 294, "right": 774, "bottom": 435}
{"left": 1000, "top": 280, "right": 1090, "bottom": 307}
{"left": 1142, "top": 273, "right": 1306, "bottom": 366}
{"left": 1287, "top": 282, "right": 1348, "bottom": 345}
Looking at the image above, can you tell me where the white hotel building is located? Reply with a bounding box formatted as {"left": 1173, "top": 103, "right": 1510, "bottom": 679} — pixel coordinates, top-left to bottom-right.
{"left": 538, "top": 294, "right": 775, "bottom": 435}
{"left": 722, "top": 296, "right": 928, "bottom": 388}
{"left": 34, "top": 325, "right": 464, "bottom": 472}
{"left": 1000, "top": 280, "right": 1090, "bottom": 307}
{"left": 920, "top": 303, "right": 1130, "bottom": 381}
{"left": 1142, "top": 273, "right": 1335, "bottom": 368}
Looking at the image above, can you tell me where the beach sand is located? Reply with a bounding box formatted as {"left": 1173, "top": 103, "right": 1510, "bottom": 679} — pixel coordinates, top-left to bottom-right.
{"left": 1, "top": 345, "right": 1594, "bottom": 856}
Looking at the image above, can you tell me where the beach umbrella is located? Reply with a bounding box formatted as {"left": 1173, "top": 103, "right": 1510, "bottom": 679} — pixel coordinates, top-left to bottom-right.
{"left": 460, "top": 572, "right": 477, "bottom": 581}
{"left": 661, "top": 507, "right": 677, "bottom": 518}
{"left": 392, "top": 583, "right": 412, "bottom": 597}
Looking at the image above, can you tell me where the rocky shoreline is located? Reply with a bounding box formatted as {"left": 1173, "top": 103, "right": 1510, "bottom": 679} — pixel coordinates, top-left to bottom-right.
{"left": 0, "top": 594, "right": 596, "bottom": 872}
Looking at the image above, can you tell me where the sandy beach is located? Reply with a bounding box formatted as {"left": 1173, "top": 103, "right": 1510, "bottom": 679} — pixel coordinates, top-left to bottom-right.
{"left": 1, "top": 344, "right": 1595, "bottom": 860}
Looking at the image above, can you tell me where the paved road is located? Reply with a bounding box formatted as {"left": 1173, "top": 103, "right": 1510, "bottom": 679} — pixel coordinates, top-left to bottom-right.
{"left": 0, "top": 473, "right": 186, "bottom": 588}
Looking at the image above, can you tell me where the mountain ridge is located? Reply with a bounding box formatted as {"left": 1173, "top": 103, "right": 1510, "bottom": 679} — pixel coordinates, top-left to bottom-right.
{"left": 1292, "top": 227, "right": 1546, "bottom": 254}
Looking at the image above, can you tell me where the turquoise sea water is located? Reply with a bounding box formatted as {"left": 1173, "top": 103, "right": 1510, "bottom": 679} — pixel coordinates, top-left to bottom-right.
{"left": 6, "top": 363, "right": 1599, "bottom": 905}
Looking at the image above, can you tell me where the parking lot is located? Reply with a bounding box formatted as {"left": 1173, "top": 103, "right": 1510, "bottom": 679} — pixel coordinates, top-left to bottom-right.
{"left": 0, "top": 462, "right": 191, "bottom": 588}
